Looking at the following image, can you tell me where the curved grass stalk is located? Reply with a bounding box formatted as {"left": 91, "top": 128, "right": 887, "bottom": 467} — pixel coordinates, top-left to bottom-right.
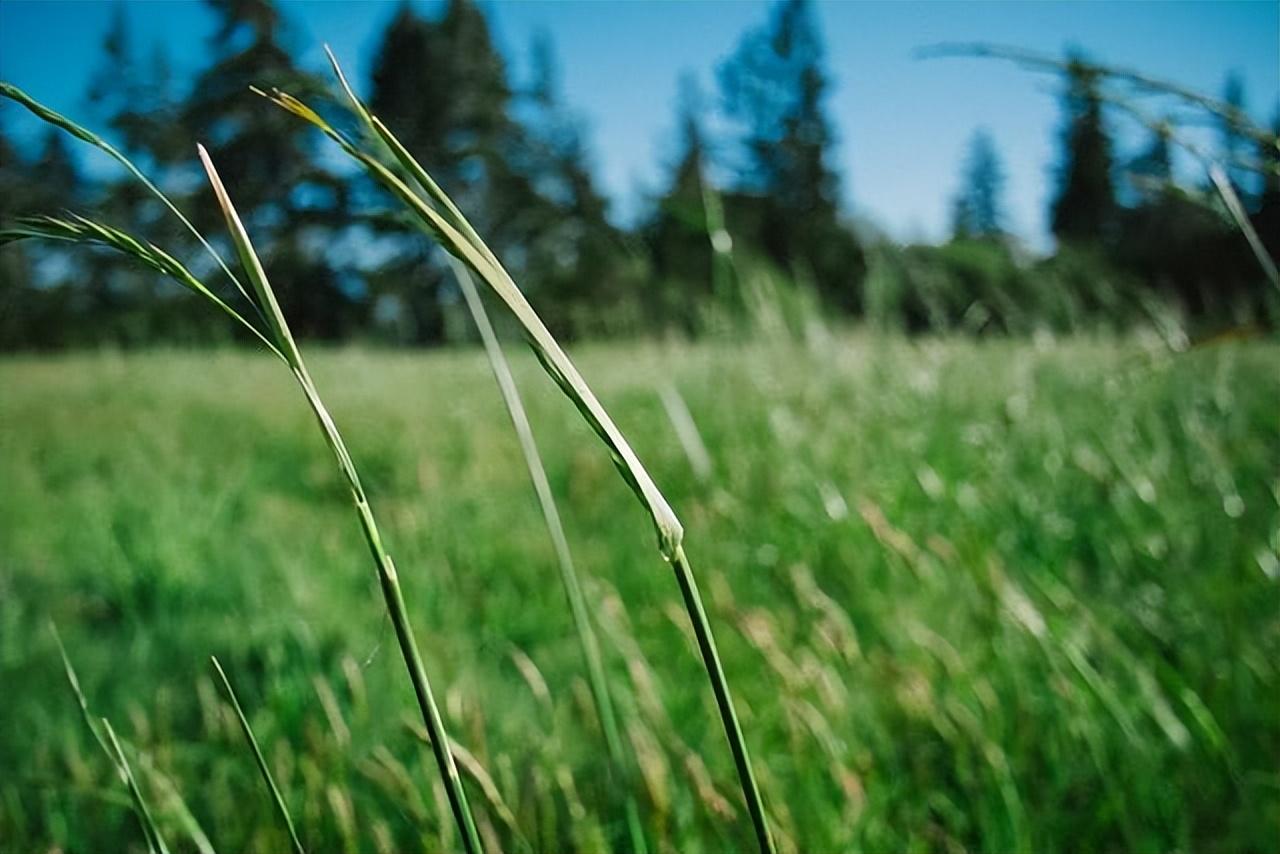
{"left": 4, "top": 134, "right": 484, "bottom": 850}
{"left": 448, "top": 258, "right": 648, "bottom": 854}
{"left": 261, "top": 55, "right": 775, "bottom": 854}
{"left": 211, "top": 657, "right": 306, "bottom": 854}
{"left": 196, "top": 144, "right": 482, "bottom": 854}
{"left": 404, "top": 718, "right": 533, "bottom": 853}
{"left": 101, "top": 720, "right": 172, "bottom": 854}
{"left": 1208, "top": 163, "right": 1280, "bottom": 294}
{"left": 0, "top": 215, "right": 282, "bottom": 359}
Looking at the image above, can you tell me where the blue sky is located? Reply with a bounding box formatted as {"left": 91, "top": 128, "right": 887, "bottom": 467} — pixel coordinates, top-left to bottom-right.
{"left": 1, "top": 0, "right": 1276, "bottom": 247}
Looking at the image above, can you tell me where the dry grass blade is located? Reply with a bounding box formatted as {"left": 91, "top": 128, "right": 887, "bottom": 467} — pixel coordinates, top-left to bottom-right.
{"left": 211, "top": 657, "right": 306, "bottom": 854}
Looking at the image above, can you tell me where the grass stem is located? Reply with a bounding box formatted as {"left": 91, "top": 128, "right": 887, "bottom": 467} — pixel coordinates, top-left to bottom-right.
{"left": 670, "top": 546, "right": 775, "bottom": 854}
{"left": 450, "top": 258, "right": 648, "bottom": 854}
{"left": 211, "top": 656, "right": 306, "bottom": 854}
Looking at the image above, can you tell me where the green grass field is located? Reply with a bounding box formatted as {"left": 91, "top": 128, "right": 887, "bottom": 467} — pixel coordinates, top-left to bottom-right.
{"left": 1, "top": 335, "right": 1277, "bottom": 853}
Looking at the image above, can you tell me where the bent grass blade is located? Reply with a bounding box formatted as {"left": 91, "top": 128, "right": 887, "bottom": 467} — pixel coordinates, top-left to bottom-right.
{"left": 262, "top": 58, "right": 774, "bottom": 853}
{"left": 449, "top": 257, "right": 648, "bottom": 854}
{"left": 197, "top": 145, "right": 484, "bottom": 854}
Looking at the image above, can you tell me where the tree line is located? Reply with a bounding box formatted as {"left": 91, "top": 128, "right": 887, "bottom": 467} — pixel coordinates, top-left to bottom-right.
{"left": 1, "top": 0, "right": 1276, "bottom": 350}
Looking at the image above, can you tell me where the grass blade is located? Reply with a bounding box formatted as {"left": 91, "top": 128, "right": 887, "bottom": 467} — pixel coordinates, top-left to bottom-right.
{"left": 255, "top": 78, "right": 683, "bottom": 561}
{"left": 264, "top": 57, "right": 773, "bottom": 853}
{"left": 51, "top": 625, "right": 170, "bottom": 854}
{"left": 449, "top": 257, "right": 648, "bottom": 854}
{"left": 1208, "top": 163, "right": 1280, "bottom": 294}
{"left": 405, "top": 718, "right": 532, "bottom": 853}
{"left": 211, "top": 656, "right": 305, "bottom": 854}
{"left": 101, "top": 719, "right": 172, "bottom": 854}
{"left": 0, "top": 215, "right": 284, "bottom": 360}
{"left": 196, "top": 145, "right": 484, "bottom": 854}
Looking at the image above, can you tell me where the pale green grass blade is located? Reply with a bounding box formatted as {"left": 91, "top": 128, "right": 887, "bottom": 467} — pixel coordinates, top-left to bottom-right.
{"left": 102, "top": 719, "right": 172, "bottom": 854}
{"left": 135, "top": 753, "right": 217, "bottom": 854}
{"left": 1208, "top": 163, "right": 1280, "bottom": 294}
{"left": 212, "top": 656, "right": 306, "bottom": 854}
{"left": 51, "top": 625, "right": 169, "bottom": 854}
{"left": 323, "top": 48, "right": 494, "bottom": 267}
{"left": 262, "top": 68, "right": 771, "bottom": 853}
{"left": 196, "top": 144, "right": 483, "bottom": 854}
{"left": 258, "top": 81, "right": 683, "bottom": 561}
{"left": 449, "top": 257, "right": 648, "bottom": 854}
{"left": 196, "top": 145, "right": 305, "bottom": 369}
{"left": 405, "top": 719, "right": 532, "bottom": 853}
{"left": 0, "top": 82, "right": 257, "bottom": 311}
{"left": 50, "top": 624, "right": 113, "bottom": 759}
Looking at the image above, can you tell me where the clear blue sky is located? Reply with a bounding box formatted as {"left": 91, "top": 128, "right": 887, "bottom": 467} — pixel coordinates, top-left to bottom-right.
{"left": 1, "top": 0, "right": 1276, "bottom": 247}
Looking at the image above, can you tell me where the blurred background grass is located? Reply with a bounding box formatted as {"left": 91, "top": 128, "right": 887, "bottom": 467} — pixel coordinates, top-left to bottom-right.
{"left": 2, "top": 334, "right": 1276, "bottom": 852}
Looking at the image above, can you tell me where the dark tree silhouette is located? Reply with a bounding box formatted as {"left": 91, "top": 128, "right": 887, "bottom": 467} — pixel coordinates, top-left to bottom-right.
{"left": 719, "top": 0, "right": 864, "bottom": 311}
{"left": 950, "top": 129, "right": 1006, "bottom": 240}
{"left": 646, "top": 73, "right": 717, "bottom": 325}
{"left": 1050, "top": 55, "right": 1117, "bottom": 245}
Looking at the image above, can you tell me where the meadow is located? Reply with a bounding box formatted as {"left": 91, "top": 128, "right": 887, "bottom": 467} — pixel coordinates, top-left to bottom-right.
{"left": 1, "top": 333, "right": 1276, "bottom": 853}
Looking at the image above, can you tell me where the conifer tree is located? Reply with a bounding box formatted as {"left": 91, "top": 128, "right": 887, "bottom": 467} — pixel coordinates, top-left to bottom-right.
{"left": 184, "top": 0, "right": 358, "bottom": 339}
{"left": 950, "top": 129, "right": 1005, "bottom": 240}
{"left": 1050, "top": 55, "right": 1117, "bottom": 245}
{"left": 646, "top": 74, "right": 717, "bottom": 325}
{"left": 718, "top": 0, "right": 863, "bottom": 311}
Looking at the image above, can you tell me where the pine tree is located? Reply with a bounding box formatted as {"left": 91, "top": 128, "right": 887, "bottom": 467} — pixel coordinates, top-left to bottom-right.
{"left": 366, "top": 0, "right": 523, "bottom": 343}
{"left": 1130, "top": 121, "right": 1173, "bottom": 189}
{"left": 515, "top": 33, "right": 630, "bottom": 337}
{"left": 0, "top": 121, "right": 39, "bottom": 348}
{"left": 646, "top": 74, "right": 717, "bottom": 325}
{"left": 950, "top": 129, "right": 1005, "bottom": 240}
{"left": 1050, "top": 55, "right": 1117, "bottom": 245}
{"left": 718, "top": 0, "right": 863, "bottom": 311}
{"left": 186, "top": 0, "right": 324, "bottom": 213}
{"left": 371, "top": 0, "right": 511, "bottom": 211}
{"left": 184, "top": 0, "right": 359, "bottom": 339}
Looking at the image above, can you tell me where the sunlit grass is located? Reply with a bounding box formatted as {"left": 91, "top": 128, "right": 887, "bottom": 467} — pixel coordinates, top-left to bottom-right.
{"left": 2, "top": 334, "right": 1276, "bottom": 852}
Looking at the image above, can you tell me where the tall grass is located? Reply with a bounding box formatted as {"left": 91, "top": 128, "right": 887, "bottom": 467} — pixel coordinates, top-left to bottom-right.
{"left": 259, "top": 52, "right": 776, "bottom": 852}
{"left": 4, "top": 335, "right": 1277, "bottom": 851}
{"left": 449, "top": 258, "right": 649, "bottom": 854}
{"left": 0, "top": 96, "right": 483, "bottom": 851}
{"left": 197, "top": 145, "right": 483, "bottom": 854}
